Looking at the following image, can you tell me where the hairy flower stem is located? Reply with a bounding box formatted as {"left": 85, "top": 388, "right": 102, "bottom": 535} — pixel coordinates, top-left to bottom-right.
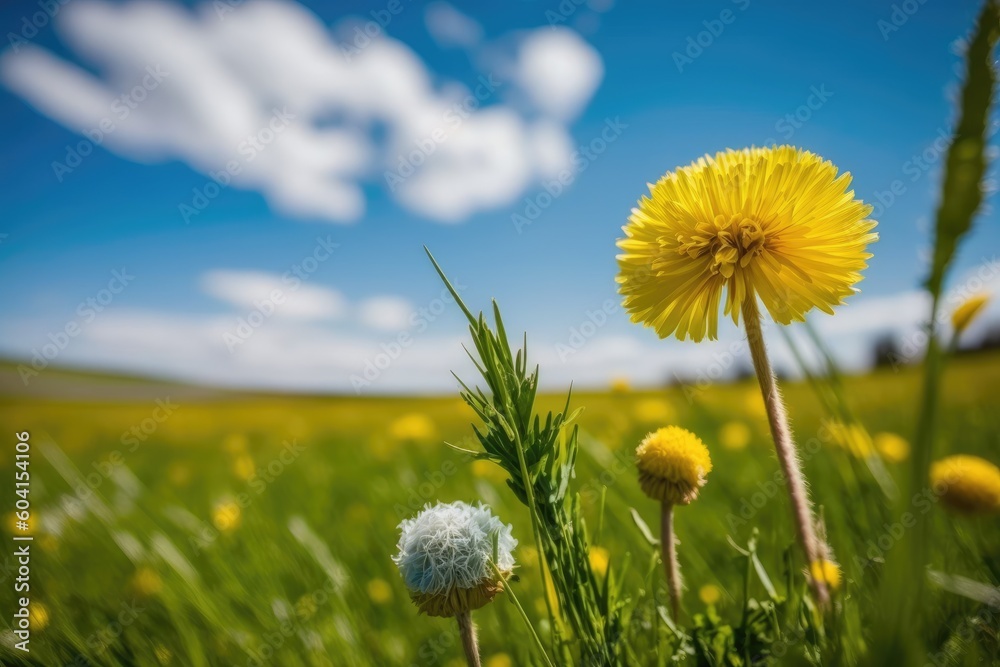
{"left": 456, "top": 611, "right": 481, "bottom": 667}
{"left": 741, "top": 297, "right": 829, "bottom": 608}
{"left": 661, "top": 502, "right": 682, "bottom": 620}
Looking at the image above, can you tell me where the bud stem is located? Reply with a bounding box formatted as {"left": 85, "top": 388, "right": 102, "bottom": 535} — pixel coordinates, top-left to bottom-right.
{"left": 661, "top": 502, "right": 682, "bottom": 620}
{"left": 741, "top": 297, "right": 829, "bottom": 608}
{"left": 457, "top": 610, "right": 481, "bottom": 667}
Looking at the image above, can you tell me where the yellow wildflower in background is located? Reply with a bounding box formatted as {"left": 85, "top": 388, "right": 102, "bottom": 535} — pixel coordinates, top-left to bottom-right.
{"left": 610, "top": 376, "right": 631, "bottom": 393}
{"left": 212, "top": 500, "right": 242, "bottom": 532}
{"left": 132, "top": 567, "right": 163, "bottom": 597}
{"left": 824, "top": 419, "right": 874, "bottom": 458}
{"left": 233, "top": 454, "right": 256, "bottom": 481}
{"left": 589, "top": 546, "right": 610, "bottom": 577}
{"left": 636, "top": 426, "right": 713, "bottom": 505}
{"left": 633, "top": 398, "right": 675, "bottom": 424}
{"left": 617, "top": 146, "right": 877, "bottom": 341}
{"left": 223, "top": 433, "right": 248, "bottom": 454}
{"left": 698, "top": 584, "right": 722, "bottom": 605}
{"left": 810, "top": 560, "right": 842, "bottom": 591}
{"left": 719, "top": 421, "right": 751, "bottom": 450}
{"left": 471, "top": 459, "right": 507, "bottom": 484}
{"left": 951, "top": 293, "right": 990, "bottom": 335}
{"left": 29, "top": 603, "right": 49, "bottom": 631}
{"left": 874, "top": 432, "right": 910, "bottom": 463}
{"left": 930, "top": 455, "right": 1000, "bottom": 514}
{"left": 367, "top": 578, "right": 393, "bottom": 604}
{"left": 485, "top": 654, "right": 513, "bottom": 667}
{"left": 388, "top": 413, "right": 438, "bottom": 442}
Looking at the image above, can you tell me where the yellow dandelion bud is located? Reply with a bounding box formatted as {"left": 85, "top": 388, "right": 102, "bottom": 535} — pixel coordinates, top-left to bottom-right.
{"left": 617, "top": 146, "right": 877, "bottom": 341}
{"left": 212, "top": 500, "right": 241, "bottom": 532}
{"left": 951, "top": 293, "right": 990, "bottom": 335}
{"left": 636, "top": 426, "right": 712, "bottom": 505}
{"left": 698, "top": 584, "right": 722, "bottom": 605}
{"left": 29, "top": 603, "right": 49, "bottom": 631}
{"left": 930, "top": 455, "right": 1000, "bottom": 514}
{"left": 132, "top": 567, "right": 163, "bottom": 597}
{"left": 810, "top": 560, "right": 842, "bottom": 591}
{"left": 367, "top": 578, "right": 393, "bottom": 604}
{"left": 719, "top": 421, "right": 751, "bottom": 450}
{"left": 874, "top": 432, "right": 910, "bottom": 463}
{"left": 589, "top": 546, "right": 610, "bottom": 577}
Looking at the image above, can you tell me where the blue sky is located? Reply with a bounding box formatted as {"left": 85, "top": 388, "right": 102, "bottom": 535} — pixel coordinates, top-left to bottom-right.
{"left": 0, "top": 0, "right": 996, "bottom": 393}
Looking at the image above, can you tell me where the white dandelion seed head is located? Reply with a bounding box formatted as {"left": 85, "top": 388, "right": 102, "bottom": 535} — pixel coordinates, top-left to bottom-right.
{"left": 393, "top": 501, "right": 516, "bottom": 595}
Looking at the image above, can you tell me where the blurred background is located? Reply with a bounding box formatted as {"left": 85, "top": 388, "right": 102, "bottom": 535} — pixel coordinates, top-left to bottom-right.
{"left": 0, "top": 0, "right": 997, "bottom": 395}
{"left": 0, "top": 1, "right": 998, "bottom": 666}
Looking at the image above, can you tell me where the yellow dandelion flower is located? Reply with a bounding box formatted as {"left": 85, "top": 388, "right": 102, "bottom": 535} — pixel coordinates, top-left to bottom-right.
{"left": 874, "top": 432, "right": 910, "bottom": 463}
{"left": 29, "top": 603, "right": 49, "bottom": 630}
{"left": 719, "top": 421, "right": 751, "bottom": 450}
{"left": 233, "top": 454, "right": 256, "bottom": 481}
{"left": 617, "top": 146, "right": 877, "bottom": 341}
{"left": 211, "top": 500, "right": 241, "bottom": 532}
{"left": 610, "top": 376, "right": 631, "bottom": 393}
{"left": 486, "top": 654, "right": 513, "bottom": 667}
{"left": 636, "top": 426, "right": 712, "bottom": 505}
{"left": 471, "top": 459, "right": 507, "bottom": 484}
{"left": 132, "top": 567, "right": 163, "bottom": 597}
{"left": 810, "top": 560, "right": 842, "bottom": 591}
{"left": 930, "top": 455, "right": 1000, "bottom": 514}
{"left": 698, "top": 584, "right": 722, "bottom": 605}
{"left": 743, "top": 390, "right": 767, "bottom": 420}
{"left": 633, "top": 398, "right": 674, "bottom": 424}
{"left": 388, "top": 413, "right": 438, "bottom": 442}
{"left": 367, "top": 578, "right": 393, "bottom": 604}
{"left": 951, "top": 293, "right": 990, "bottom": 335}
{"left": 589, "top": 546, "right": 610, "bottom": 577}
{"left": 222, "top": 433, "right": 248, "bottom": 454}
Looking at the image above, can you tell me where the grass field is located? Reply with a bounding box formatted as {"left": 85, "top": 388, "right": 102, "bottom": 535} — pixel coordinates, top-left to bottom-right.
{"left": 0, "top": 351, "right": 997, "bottom": 666}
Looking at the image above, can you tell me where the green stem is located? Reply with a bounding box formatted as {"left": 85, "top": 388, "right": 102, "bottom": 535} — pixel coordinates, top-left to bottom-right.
{"left": 456, "top": 611, "right": 481, "bottom": 667}
{"left": 741, "top": 297, "right": 829, "bottom": 608}
{"left": 661, "top": 502, "right": 682, "bottom": 621}
{"left": 491, "top": 561, "right": 555, "bottom": 667}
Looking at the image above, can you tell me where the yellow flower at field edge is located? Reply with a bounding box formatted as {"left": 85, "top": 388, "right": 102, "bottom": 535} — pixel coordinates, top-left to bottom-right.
{"left": 874, "top": 432, "right": 910, "bottom": 463}
{"left": 233, "top": 454, "right": 256, "bottom": 481}
{"left": 617, "top": 146, "right": 877, "bottom": 341}
{"left": 951, "top": 292, "right": 990, "bottom": 335}
{"left": 930, "top": 455, "right": 1000, "bottom": 514}
{"left": 719, "top": 421, "right": 751, "bottom": 450}
{"left": 823, "top": 419, "right": 874, "bottom": 458}
{"left": 388, "top": 413, "right": 438, "bottom": 442}
{"left": 698, "top": 584, "right": 722, "bottom": 605}
{"left": 810, "top": 560, "right": 842, "bottom": 591}
{"left": 610, "top": 376, "right": 631, "bottom": 393}
{"left": 223, "top": 433, "right": 249, "bottom": 454}
{"left": 589, "top": 546, "right": 610, "bottom": 577}
{"left": 636, "top": 426, "right": 713, "bottom": 505}
{"left": 633, "top": 398, "right": 674, "bottom": 424}
{"left": 367, "top": 578, "right": 393, "bottom": 604}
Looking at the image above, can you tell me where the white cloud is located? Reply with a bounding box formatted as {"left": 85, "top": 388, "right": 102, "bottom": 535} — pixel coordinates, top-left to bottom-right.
{"left": 424, "top": 2, "right": 483, "bottom": 49}
{"left": 358, "top": 296, "right": 413, "bottom": 331}
{"left": 200, "top": 270, "right": 346, "bottom": 320}
{"left": 0, "top": 0, "right": 604, "bottom": 224}
{"left": 515, "top": 29, "right": 604, "bottom": 121}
